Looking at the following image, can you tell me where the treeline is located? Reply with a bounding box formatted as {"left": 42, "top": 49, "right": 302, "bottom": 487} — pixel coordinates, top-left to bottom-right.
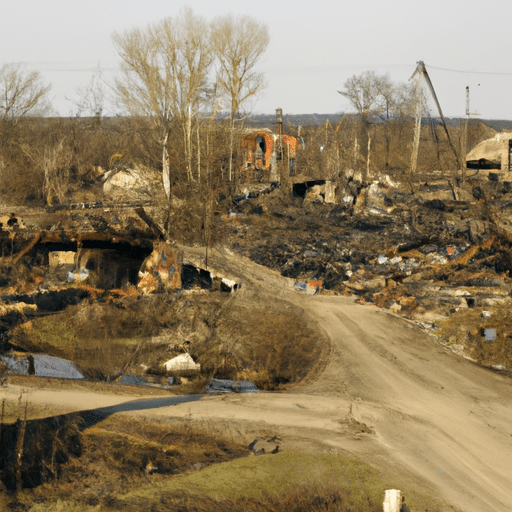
{"left": 0, "top": 8, "right": 486, "bottom": 208}
{"left": 0, "top": 8, "right": 269, "bottom": 206}
{"left": 0, "top": 113, "right": 486, "bottom": 208}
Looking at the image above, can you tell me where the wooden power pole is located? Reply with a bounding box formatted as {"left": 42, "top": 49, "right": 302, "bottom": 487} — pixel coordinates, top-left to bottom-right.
{"left": 409, "top": 61, "right": 463, "bottom": 174}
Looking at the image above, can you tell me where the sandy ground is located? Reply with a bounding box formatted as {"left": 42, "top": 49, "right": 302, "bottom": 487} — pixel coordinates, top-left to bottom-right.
{"left": 3, "top": 247, "right": 512, "bottom": 512}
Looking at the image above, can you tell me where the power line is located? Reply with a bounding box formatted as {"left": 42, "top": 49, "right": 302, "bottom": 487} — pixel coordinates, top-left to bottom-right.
{"left": 427, "top": 64, "right": 512, "bottom": 77}
{"left": 39, "top": 67, "right": 118, "bottom": 73}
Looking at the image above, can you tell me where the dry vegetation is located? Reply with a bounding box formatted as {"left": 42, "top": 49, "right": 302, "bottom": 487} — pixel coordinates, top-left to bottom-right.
{"left": 7, "top": 289, "right": 326, "bottom": 390}
{"left": 434, "top": 302, "right": 512, "bottom": 369}
{"left": 0, "top": 414, "right": 409, "bottom": 512}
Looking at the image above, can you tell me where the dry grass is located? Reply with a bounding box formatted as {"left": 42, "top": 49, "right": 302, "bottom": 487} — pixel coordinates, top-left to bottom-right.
{"left": 8, "top": 290, "right": 327, "bottom": 391}
{"left": 4, "top": 416, "right": 244, "bottom": 509}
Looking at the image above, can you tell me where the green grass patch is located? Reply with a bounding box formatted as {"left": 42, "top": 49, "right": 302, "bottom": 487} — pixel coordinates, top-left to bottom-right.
{"left": 123, "top": 451, "right": 404, "bottom": 505}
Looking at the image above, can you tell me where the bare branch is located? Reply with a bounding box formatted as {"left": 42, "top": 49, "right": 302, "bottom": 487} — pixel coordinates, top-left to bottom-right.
{"left": 211, "top": 14, "right": 269, "bottom": 124}
{"left": 0, "top": 63, "right": 52, "bottom": 122}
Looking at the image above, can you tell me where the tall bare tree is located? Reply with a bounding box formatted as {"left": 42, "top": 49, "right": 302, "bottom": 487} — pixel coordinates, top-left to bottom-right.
{"left": 0, "top": 63, "right": 51, "bottom": 151}
{"left": 157, "top": 8, "right": 213, "bottom": 181}
{"left": 0, "top": 64, "right": 52, "bottom": 203}
{"left": 211, "top": 14, "right": 269, "bottom": 181}
{"left": 113, "top": 24, "right": 175, "bottom": 200}
{"left": 113, "top": 9, "right": 213, "bottom": 194}
{"left": 339, "top": 71, "right": 388, "bottom": 121}
{"left": 338, "top": 71, "right": 390, "bottom": 169}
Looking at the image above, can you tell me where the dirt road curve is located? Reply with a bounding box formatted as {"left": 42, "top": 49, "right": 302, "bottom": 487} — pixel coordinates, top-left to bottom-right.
{"left": 4, "top": 247, "right": 512, "bottom": 511}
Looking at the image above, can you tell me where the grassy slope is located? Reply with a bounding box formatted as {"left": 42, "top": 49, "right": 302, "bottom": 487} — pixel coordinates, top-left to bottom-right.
{"left": 10, "top": 449, "right": 439, "bottom": 512}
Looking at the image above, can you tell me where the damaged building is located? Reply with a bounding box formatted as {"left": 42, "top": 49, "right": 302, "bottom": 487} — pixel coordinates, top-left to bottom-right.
{"left": 239, "top": 125, "right": 339, "bottom": 204}
{"left": 5, "top": 207, "right": 240, "bottom": 295}
{"left": 466, "top": 131, "right": 512, "bottom": 171}
{"left": 292, "top": 180, "right": 337, "bottom": 204}
{"left": 240, "top": 128, "right": 298, "bottom": 182}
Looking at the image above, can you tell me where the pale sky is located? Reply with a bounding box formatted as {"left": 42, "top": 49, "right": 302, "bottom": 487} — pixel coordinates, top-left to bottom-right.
{"left": 2, "top": 0, "right": 512, "bottom": 119}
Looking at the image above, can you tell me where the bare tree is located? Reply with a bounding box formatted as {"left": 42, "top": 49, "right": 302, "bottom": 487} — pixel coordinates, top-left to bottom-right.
{"left": 0, "top": 64, "right": 52, "bottom": 203}
{"left": 338, "top": 71, "right": 415, "bottom": 175}
{"left": 70, "top": 66, "right": 107, "bottom": 121}
{"left": 211, "top": 14, "right": 269, "bottom": 182}
{"left": 339, "top": 71, "right": 389, "bottom": 120}
{"left": 0, "top": 63, "right": 52, "bottom": 123}
{"left": 375, "top": 78, "right": 415, "bottom": 169}
{"left": 157, "top": 8, "right": 213, "bottom": 181}
{"left": 112, "top": 24, "right": 175, "bottom": 200}
{"left": 0, "top": 63, "right": 52, "bottom": 156}
{"left": 112, "top": 8, "right": 213, "bottom": 198}
{"left": 41, "top": 140, "right": 73, "bottom": 205}
{"left": 339, "top": 71, "right": 390, "bottom": 162}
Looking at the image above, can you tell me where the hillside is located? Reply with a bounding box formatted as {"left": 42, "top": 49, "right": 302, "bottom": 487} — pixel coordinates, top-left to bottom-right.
{"left": 2, "top": 166, "right": 512, "bottom": 510}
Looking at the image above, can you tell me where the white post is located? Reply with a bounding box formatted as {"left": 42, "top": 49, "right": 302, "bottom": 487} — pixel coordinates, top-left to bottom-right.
{"left": 383, "top": 489, "right": 401, "bottom": 512}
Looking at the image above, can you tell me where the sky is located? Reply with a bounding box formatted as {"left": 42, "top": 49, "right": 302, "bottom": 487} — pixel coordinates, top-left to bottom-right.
{"left": 2, "top": 0, "right": 512, "bottom": 119}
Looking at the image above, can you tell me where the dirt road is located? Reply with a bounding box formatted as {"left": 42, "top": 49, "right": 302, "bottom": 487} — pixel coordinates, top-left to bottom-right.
{"left": 3, "top": 247, "right": 512, "bottom": 511}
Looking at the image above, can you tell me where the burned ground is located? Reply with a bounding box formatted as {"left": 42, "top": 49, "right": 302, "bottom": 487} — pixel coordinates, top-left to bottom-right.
{"left": 3, "top": 169, "right": 512, "bottom": 381}
{"left": 226, "top": 171, "right": 512, "bottom": 371}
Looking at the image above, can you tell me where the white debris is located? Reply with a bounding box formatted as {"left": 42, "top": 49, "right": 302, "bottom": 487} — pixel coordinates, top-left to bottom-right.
{"left": 67, "top": 268, "right": 89, "bottom": 282}
{"left": 377, "top": 255, "right": 388, "bottom": 265}
{"left": 383, "top": 489, "right": 401, "bottom": 512}
{"left": 163, "top": 353, "right": 200, "bottom": 372}
{"left": 222, "top": 278, "right": 237, "bottom": 289}
{"left": 341, "top": 195, "right": 355, "bottom": 206}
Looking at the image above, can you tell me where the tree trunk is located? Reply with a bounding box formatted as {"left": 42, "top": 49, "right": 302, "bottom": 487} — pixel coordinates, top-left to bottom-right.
{"left": 196, "top": 122, "right": 201, "bottom": 182}
{"left": 228, "top": 120, "right": 234, "bottom": 182}
{"left": 365, "top": 136, "right": 371, "bottom": 184}
{"left": 162, "top": 130, "right": 171, "bottom": 200}
{"left": 186, "top": 106, "right": 193, "bottom": 181}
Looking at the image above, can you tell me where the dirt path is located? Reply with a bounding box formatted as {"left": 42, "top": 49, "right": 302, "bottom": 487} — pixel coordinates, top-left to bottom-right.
{"left": 3, "top": 247, "right": 512, "bottom": 511}
{"left": 302, "top": 297, "right": 512, "bottom": 512}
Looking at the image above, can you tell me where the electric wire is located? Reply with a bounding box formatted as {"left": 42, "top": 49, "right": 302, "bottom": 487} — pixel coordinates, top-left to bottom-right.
{"left": 427, "top": 64, "right": 512, "bottom": 77}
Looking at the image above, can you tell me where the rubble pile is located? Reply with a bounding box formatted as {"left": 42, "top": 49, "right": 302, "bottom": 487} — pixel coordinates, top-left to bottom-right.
{"left": 230, "top": 173, "right": 512, "bottom": 366}
{"left": 2, "top": 169, "right": 512, "bottom": 380}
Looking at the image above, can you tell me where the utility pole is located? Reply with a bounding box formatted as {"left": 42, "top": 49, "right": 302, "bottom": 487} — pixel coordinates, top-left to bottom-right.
{"left": 464, "top": 86, "right": 479, "bottom": 182}
{"left": 409, "top": 61, "right": 463, "bottom": 174}
{"left": 464, "top": 87, "right": 470, "bottom": 182}
{"left": 272, "top": 108, "right": 283, "bottom": 182}
{"left": 410, "top": 69, "right": 423, "bottom": 175}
